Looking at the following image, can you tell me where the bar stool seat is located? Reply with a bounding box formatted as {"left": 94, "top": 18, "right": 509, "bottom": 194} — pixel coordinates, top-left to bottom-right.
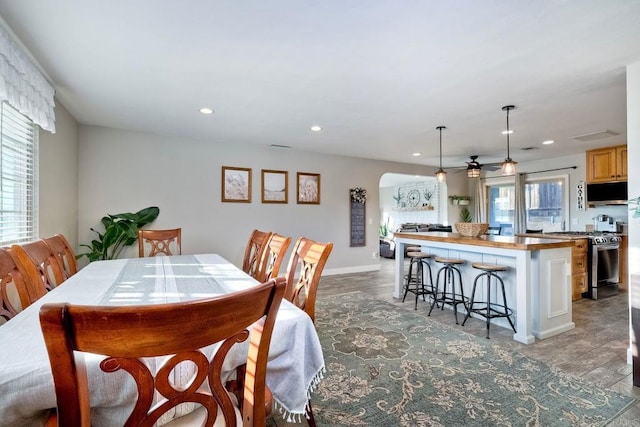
{"left": 462, "top": 262, "right": 516, "bottom": 338}
{"left": 429, "top": 257, "right": 467, "bottom": 324}
{"left": 402, "top": 252, "right": 436, "bottom": 310}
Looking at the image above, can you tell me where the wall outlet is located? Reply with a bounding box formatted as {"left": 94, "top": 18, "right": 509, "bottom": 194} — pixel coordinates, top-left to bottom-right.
{"left": 372, "top": 251, "right": 378, "bottom": 259}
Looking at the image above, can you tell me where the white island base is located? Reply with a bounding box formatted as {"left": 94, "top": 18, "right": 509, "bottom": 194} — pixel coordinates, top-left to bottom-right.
{"left": 394, "top": 232, "right": 575, "bottom": 344}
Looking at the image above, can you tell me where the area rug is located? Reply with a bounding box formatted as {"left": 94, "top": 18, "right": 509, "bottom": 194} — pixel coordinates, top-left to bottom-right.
{"left": 311, "top": 291, "right": 635, "bottom": 427}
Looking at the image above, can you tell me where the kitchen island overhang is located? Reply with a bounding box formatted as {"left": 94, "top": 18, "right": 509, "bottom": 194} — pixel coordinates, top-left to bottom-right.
{"left": 394, "top": 231, "right": 575, "bottom": 345}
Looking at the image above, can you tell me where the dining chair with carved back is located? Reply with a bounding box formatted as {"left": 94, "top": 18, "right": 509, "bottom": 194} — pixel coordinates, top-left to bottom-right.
{"left": 42, "top": 234, "right": 78, "bottom": 280}
{"left": 254, "top": 233, "right": 291, "bottom": 283}
{"left": 0, "top": 247, "right": 40, "bottom": 324}
{"left": 283, "top": 237, "right": 333, "bottom": 324}
{"left": 10, "top": 240, "right": 66, "bottom": 291}
{"left": 242, "top": 229, "right": 273, "bottom": 278}
{"left": 138, "top": 228, "right": 182, "bottom": 257}
{"left": 39, "top": 276, "right": 286, "bottom": 427}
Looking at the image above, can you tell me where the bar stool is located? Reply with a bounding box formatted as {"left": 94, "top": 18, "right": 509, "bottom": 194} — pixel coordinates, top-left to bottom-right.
{"left": 462, "top": 262, "right": 516, "bottom": 338}
{"left": 429, "top": 257, "right": 467, "bottom": 324}
{"left": 402, "top": 251, "right": 436, "bottom": 310}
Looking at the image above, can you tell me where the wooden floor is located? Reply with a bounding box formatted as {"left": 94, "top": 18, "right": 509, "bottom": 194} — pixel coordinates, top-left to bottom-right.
{"left": 269, "top": 257, "right": 640, "bottom": 426}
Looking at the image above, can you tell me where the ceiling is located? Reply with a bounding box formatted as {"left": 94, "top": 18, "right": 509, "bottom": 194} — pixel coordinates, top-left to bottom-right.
{"left": 2, "top": 1, "right": 640, "bottom": 170}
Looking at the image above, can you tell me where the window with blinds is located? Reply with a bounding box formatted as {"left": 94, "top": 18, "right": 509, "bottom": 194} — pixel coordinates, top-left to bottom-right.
{"left": 0, "top": 101, "right": 38, "bottom": 245}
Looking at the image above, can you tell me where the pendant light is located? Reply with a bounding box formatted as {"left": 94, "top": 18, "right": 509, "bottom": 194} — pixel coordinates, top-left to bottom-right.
{"left": 435, "top": 126, "right": 447, "bottom": 183}
{"left": 501, "top": 105, "right": 517, "bottom": 175}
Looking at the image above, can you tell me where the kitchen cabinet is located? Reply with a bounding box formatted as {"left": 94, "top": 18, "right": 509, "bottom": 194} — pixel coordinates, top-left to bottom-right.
{"left": 572, "top": 239, "right": 588, "bottom": 300}
{"left": 586, "top": 145, "right": 627, "bottom": 183}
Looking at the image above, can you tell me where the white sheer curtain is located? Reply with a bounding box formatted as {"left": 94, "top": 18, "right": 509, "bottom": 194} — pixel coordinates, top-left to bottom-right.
{"left": 513, "top": 173, "right": 526, "bottom": 234}
{"left": 474, "top": 179, "right": 487, "bottom": 222}
{"left": 0, "top": 25, "right": 55, "bottom": 132}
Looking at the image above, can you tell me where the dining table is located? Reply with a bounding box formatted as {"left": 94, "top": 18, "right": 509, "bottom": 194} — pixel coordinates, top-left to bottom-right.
{"left": 0, "top": 254, "right": 325, "bottom": 426}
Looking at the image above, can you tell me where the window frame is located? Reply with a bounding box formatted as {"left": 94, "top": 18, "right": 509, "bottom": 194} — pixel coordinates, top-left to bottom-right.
{"left": 0, "top": 101, "right": 39, "bottom": 246}
{"left": 484, "top": 174, "right": 570, "bottom": 234}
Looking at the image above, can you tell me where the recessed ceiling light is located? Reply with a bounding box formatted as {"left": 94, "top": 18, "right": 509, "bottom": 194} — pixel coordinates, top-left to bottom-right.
{"left": 310, "top": 125, "right": 322, "bottom": 132}
{"left": 542, "top": 140, "right": 554, "bottom": 145}
{"left": 199, "top": 107, "right": 214, "bottom": 114}
{"left": 501, "top": 130, "right": 514, "bottom": 135}
{"left": 412, "top": 152, "right": 421, "bottom": 157}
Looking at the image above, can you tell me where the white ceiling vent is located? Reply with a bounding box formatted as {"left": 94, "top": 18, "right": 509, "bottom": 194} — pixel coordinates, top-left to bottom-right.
{"left": 569, "top": 130, "right": 619, "bottom": 141}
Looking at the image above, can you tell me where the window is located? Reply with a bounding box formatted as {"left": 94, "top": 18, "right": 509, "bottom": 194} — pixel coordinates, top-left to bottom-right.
{"left": 0, "top": 101, "right": 38, "bottom": 245}
{"left": 488, "top": 176, "right": 566, "bottom": 235}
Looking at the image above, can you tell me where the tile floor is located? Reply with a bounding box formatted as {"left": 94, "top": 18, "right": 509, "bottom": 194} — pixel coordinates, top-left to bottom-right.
{"left": 268, "top": 257, "right": 640, "bottom": 426}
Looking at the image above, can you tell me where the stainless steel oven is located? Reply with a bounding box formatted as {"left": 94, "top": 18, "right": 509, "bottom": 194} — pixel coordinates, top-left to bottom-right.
{"left": 588, "top": 235, "right": 621, "bottom": 299}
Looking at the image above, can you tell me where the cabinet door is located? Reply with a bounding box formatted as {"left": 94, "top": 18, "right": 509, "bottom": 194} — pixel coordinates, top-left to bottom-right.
{"left": 586, "top": 147, "right": 617, "bottom": 183}
{"left": 616, "top": 146, "right": 627, "bottom": 181}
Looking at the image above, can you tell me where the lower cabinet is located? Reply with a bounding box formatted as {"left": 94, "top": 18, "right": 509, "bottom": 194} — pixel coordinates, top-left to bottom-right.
{"left": 572, "top": 239, "right": 588, "bottom": 300}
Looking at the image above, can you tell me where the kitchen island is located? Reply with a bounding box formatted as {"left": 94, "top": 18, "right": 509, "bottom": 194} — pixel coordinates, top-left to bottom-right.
{"left": 394, "top": 231, "right": 575, "bottom": 344}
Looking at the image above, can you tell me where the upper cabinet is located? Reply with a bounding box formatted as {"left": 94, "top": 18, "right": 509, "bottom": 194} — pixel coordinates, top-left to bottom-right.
{"left": 586, "top": 145, "right": 627, "bottom": 183}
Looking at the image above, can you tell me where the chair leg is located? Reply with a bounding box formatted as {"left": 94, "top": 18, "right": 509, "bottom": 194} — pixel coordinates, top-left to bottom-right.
{"left": 307, "top": 400, "right": 316, "bottom": 427}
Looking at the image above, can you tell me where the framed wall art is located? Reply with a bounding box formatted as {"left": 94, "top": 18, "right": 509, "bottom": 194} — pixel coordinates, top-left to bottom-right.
{"left": 262, "top": 169, "right": 288, "bottom": 203}
{"left": 297, "top": 172, "right": 320, "bottom": 204}
{"left": 221, "top": 166, "right": 252, "bottom": 203}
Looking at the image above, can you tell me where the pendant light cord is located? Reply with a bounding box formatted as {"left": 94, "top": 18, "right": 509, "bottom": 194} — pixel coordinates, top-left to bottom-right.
{"left": 506, "top": 108, "right": 510, "bottom": 160}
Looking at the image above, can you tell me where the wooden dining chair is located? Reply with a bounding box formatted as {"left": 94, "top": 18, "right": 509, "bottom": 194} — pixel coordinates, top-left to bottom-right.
{"left": 10, "top": 240, "right": 66, "bottom": 291}
{"left": 138, "top": 228, "right": 182, "bottom": 257}
{"left": 39, "top": 276, "right": 286, "bottom": 427}
{"left": 42, "top": 234, "right": 78, "bottom": 280}
{"left": 284, "top": 237, "right": 333, "bottom": 324}
{"left": 254, "top": 233, "right": 291, "bottom": 283}
{"left": 0, "top": 247, "right": 37, "bottom": 323}
{"left": 242, "top": 229, "right": 273, "bottom": 278}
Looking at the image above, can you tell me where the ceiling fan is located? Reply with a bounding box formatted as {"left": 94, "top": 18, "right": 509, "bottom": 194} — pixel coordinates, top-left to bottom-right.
{"left": 446, "top": 155, "right": 502, "bottom": 177}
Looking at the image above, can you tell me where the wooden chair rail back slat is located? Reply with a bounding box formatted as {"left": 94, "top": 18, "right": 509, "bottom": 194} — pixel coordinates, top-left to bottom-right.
{"left": 39, "top": 277, "right": 286, "bottom": 427}
{"left": 0, "top": 247, "right": 34, "bottom": 323}
{"left": 284, "top": 237, "right": 333, "bottom": 323}
{"left": 242, "top": 229, "right": 273, "bottom": 278}
{"left": 138, "top": 228, "right": 182, "bottom": 257}
{"left": 42, "top": 234, "right": 78, "bottom": 280}
{"left": 255, "top": 233, "right": 291, "bottom": 283}
{"left": 10, "top": 241, "right": 64, "bottom": 294}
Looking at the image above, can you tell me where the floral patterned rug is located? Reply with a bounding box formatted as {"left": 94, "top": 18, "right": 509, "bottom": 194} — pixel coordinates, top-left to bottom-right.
{"left": 311, "top": 292, "right": 635, "bottom": 427}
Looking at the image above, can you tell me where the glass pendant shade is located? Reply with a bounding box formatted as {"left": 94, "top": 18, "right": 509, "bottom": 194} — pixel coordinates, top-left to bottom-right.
{"left": 501, "top": 159, "right": 516, "bottom": 175}
{"left": 501, "top": 105, "right": 516, "bottom": 176}
{"left": 436, "top": 169, "right": 447, "bottom": 182}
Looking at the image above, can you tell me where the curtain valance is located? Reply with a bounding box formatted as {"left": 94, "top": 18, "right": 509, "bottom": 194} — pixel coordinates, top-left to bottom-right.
{"left": 0, "top": 26, "right": 55, "bottom": 133}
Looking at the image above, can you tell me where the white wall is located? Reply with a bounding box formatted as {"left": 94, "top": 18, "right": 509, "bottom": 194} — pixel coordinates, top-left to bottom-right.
{"left": 627, "top": 62, "right": 640, "bottom": 277}
{"left": 78, "top": 126, "right": 440, "bottom": 273}
{"left": 38, "top": 100, "right": 79, "bottom": 247}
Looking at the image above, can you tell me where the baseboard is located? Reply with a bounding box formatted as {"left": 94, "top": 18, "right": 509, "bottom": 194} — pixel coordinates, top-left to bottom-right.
{"left": 323, "top": 264, "right": 381, "bottom": 276}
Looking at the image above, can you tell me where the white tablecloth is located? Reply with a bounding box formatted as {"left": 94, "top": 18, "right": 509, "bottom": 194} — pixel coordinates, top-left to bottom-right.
{"left": 0, "top": 254, "right": 325, "bottom": 426}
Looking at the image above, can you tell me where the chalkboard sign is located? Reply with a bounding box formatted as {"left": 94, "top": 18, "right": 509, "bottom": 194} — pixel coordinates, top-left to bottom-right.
{"left": 350, "top": 201, "right": 366, "bottom": 247}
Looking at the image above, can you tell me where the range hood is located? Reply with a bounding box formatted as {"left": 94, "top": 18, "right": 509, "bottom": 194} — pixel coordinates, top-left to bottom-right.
{"left": 586, "top": 182, "right": 628, "bottom": 206}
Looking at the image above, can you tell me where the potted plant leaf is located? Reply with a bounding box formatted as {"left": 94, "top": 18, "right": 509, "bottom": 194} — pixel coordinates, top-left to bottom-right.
{"left": 78, "top": 206, "right": 160, "bottom": 262}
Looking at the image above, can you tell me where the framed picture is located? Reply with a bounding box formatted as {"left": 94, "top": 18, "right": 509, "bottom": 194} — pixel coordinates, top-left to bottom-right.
{"left": 297, "top": 172, "right": 320, "bottom": 204}
{"left": 262, "top": 169, "right": 288, "bottom": 203}
{"left": 221, "top": 166, "right": 252, "bottom": 203}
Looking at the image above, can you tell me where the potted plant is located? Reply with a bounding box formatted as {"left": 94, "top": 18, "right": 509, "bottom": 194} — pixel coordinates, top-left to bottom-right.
{"left": 458, "top": 195, "right": 471, "bottom": 205}
{"left": 78, "top": 206, "right": 160, "bottom": 262}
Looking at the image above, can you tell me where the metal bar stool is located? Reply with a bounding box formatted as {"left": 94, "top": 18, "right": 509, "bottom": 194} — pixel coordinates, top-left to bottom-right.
{"left": 462, "top": 262, "right": 517, "bottom": 338}
{"left": 402, "top": 251, "right": 436, "bottom": 310}
{"left": 429, "top": 257, "right": 467, "bottom": 324}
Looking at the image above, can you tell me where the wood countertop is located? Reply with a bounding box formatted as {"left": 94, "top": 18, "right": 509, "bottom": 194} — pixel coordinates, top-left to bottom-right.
{"left": 394, "top": 231, "right": 575, "bottom": 250}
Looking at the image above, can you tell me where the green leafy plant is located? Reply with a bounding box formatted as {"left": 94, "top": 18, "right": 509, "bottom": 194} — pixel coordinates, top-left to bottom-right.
{"left": 630, "top": 196, "right": 640, "bottom": 218}
{"left": 379, "top": 218, "right": 389, "bottom": 237}
{"left": 459, "top": 207, "right": 473, "bottom": 222}
{"left": 78, "top": 206, "right": 160, "bottom": 262}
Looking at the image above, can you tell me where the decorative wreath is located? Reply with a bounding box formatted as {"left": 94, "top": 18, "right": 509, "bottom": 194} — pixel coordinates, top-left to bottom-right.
{"left": 350, "top": 187, "right": 367, "bottom": 203}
